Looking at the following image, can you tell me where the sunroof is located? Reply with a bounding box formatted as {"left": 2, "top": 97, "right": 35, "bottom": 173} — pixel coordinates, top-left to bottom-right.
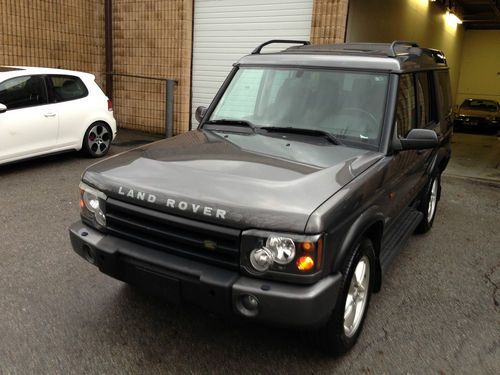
{"left": 0, "top": 67, "right": 24, "bottom": 72}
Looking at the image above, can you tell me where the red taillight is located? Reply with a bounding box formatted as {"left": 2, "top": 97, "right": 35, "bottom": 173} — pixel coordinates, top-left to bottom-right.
{"left": 107, "top": 99, "right": 113, "bottom": 111}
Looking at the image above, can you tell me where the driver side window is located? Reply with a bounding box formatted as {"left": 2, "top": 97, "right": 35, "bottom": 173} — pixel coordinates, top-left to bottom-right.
{"left": 0, "top": 75, "right": 48, "bottom": 110}
{"left": 395, "top": 74, "right": 416, "bottom": 138}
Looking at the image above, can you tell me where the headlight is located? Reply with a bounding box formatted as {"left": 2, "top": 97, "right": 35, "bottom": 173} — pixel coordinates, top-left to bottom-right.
{"left": 79, "top": 182, "right": 107, "bottom": 228}
{"left": 266, "top": 236, "right": 296, "bottom": 264}
{"left": 241, "top": 230, "right": 323, "bottom": 280}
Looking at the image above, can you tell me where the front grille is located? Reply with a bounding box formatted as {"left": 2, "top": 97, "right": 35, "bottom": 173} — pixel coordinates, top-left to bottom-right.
{"left": 105, "top": 198, "right": 241, "bottom": 270}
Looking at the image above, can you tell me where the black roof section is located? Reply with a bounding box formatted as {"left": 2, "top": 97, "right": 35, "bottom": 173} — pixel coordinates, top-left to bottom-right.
{"left": 238, "top": 40, "right": 448, "bottom": 72}
{"left": 0, "top": 67, "right": 25, "bottom": 72}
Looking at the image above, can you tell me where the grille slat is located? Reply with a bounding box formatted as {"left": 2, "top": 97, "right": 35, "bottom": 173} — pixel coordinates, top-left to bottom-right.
{"left": 106, "top": 198, "right": 241, "bottom": 269}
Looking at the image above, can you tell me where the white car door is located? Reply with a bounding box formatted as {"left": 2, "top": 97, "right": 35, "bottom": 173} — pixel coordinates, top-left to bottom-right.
{"left": 0, "top": 75, "right": 59, "bottom": 163}
{"left": 47, "top": 74, "right": 90, "bottom": 148}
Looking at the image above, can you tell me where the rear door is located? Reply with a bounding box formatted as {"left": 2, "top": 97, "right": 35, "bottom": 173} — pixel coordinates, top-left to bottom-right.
{"left": 0, "top": 75, "right": 59, "bottom": 162}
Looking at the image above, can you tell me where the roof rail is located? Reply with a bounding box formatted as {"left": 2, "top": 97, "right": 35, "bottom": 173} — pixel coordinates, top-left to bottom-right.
{"left": 388, "top": 41, "right": 420, "bottom": 57}
{"left": 251, "top": 40, "right": 310, "bottom": 55}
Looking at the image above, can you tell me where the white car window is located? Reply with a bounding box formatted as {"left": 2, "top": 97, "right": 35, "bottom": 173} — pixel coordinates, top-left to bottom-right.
{"left": 0, "top": 75, "right": 48, "bottom": 110}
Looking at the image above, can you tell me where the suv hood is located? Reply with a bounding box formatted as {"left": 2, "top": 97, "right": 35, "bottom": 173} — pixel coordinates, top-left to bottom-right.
{"left": 83, "top": 130, "right": 383, "bottom": 232}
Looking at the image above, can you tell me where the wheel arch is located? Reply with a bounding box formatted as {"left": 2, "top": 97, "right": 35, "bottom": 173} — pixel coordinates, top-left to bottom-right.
{"left": 332, "top": 208, "right": 385, "bottom": 292}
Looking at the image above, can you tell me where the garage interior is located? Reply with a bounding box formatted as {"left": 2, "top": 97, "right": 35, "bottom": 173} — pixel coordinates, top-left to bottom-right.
{"left": 0, "top": 0, "right": 499, "bottom": 182}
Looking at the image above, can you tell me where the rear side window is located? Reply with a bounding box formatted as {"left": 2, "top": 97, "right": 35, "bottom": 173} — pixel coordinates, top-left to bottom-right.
{"left": 435, "top": 71, "right": 452, "bottom": 117}
{"left": 395, "top": 74, "right": 416, "bottom": 138}
{"left": 415, "top": 72, "right": 437, "bottom": 126}
{"left": 0, "top": 75, "right": 48, "bottom": 110}
{"left": 49, "top": 75, "right": 88, "bottom": 103}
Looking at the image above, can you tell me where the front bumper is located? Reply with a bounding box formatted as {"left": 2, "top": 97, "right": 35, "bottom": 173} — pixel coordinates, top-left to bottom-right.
{"left": 69, "top": 221, "right": 342, "bottom": 327}
{"left": 454, "top": 117, "right": 499, "bottom": 129}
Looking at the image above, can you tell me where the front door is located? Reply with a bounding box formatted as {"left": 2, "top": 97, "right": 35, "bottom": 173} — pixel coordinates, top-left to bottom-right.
{"left": 0, "top": 75, "right": 59, "bottom": 163}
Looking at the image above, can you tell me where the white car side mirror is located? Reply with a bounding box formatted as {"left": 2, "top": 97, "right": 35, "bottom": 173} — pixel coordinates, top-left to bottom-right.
{"left": 0, "top": 103, "right": 7, "bottom": 114}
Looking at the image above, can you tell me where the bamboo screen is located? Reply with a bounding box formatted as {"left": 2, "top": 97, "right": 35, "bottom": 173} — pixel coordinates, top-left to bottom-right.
{"left": 113, "top": 0, "right": 193, "bottom": 135}
{"left": 0, "top": 0, "right": 105, "bottom": 87}
{"left": 311, "top": 0, "right": 349, "bottom": 44}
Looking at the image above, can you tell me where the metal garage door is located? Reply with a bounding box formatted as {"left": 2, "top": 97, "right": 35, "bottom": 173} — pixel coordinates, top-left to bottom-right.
{"left": 191, "top": 0, "right": 313, "bottom": 127}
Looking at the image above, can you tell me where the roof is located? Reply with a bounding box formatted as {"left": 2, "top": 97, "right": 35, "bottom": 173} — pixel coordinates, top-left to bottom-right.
{"left": 237, "top": 41, "right": 448, "bottom": 73}
{"left": 0, "top": 66, "right": 95, "bottom": 81}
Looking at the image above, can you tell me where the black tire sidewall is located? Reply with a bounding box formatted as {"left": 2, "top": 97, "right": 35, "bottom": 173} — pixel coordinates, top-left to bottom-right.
{"left": 83, "top": 122, "right": 112, "bottom": 158}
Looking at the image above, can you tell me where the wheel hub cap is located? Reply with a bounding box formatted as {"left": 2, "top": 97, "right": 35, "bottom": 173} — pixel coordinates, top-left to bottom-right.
{"left": 344, "top": 255, "right": 370, "bottom": 338}
{"left": 87, "top": 125, "right": 110, "bottom": 155}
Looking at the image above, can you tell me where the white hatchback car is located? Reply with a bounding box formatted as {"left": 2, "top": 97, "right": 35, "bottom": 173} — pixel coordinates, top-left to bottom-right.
{"left": 0, "top": 66, "right": 117, "bottom": 165}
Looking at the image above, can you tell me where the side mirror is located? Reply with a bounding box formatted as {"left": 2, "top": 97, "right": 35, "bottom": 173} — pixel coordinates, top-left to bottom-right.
{"left": 195, "top": 106, "right": 207, "bottom": 123}
{"left": 0, "top": 103, "right": 7, "bottom": 114}
{"left": 399, "top": 129, "right": 438, "bottom": 150}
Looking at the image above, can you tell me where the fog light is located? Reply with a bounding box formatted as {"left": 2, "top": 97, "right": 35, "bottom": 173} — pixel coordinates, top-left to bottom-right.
{"left": 82, "top": 244, "right": 96, "bottom": 264}
{"left": 236, "top": 294, "right": 259, "bottom": 317}
{"left": 250, "top": 247, "right": 273, "bottom": 272}
{"left": 242, "top": 295, "right": 259, "bottom": 310}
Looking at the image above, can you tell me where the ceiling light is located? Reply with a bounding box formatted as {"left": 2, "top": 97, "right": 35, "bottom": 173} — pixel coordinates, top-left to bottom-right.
{"left": 445, "top": 10, "right": 463, "bottom": 25}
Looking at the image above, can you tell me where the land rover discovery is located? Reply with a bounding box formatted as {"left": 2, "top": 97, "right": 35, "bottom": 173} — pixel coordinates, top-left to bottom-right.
{"left": 69, "top": 40, "right": 453, "bottom": 355}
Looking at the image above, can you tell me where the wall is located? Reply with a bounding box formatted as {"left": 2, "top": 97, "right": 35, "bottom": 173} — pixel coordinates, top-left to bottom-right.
{"left": 456, "top": 30, "right": 500, "bottom": 105}
{"left": 0, "top": 0, "right": 105, "bottom": 86}
{"left": 346, "top": 0, "right": 465, "bottom": 102}
{"left": 0, "top": 0, "right": 350, "bottom": 136}
{"left": 311, "top": 0, "right": 349, "bottom": 44}
{"left": 113, "top": 0, "right": 192, "bottom": 135}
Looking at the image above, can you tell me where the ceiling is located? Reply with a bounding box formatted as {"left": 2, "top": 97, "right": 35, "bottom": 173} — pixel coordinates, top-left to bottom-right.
{"left": 455, "top": 0, "right": 500, "bottom": 29}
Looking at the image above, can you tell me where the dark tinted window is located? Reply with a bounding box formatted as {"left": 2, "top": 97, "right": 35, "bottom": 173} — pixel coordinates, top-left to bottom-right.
{"left": 0, "top": 75, "right": 48, "bottom": 110}
{"left": 416, "top": 72, "right": 437, "bottom": 126}
{"left": 49, "top": 75, "right": 88, "bottom": 102}
{"left": 395, "top": 74, "right": 416, "bottom": 138}
{"left": 436, "top": 71, "right": 452, "bottom": 117}
{"left": 460, "top": 99, "right": 498, "bottom": 112}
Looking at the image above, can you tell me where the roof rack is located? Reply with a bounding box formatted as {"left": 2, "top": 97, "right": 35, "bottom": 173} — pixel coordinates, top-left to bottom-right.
{"left": 388, "top": 41, "right": 420, "bottom": 57}
{"left": 251, "top": 40, "right": 310, "bottom": 55}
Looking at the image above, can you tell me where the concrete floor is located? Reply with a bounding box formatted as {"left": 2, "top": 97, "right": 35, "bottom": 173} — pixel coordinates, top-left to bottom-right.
{"left": 445, "top": 132, "right": 500, "bottom": 184}
{"left": 0, "top": 131, "right": 499, "bottom": 374}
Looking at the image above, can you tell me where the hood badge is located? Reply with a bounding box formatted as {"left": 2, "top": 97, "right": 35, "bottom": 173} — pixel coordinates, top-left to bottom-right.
{"left": 118, "top": 186, "right": 227, "bottom": 220}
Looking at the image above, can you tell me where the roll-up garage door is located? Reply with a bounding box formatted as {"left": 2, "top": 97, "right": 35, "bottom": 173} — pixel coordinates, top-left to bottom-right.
{"left": 191, "top": 0, "right": 313, "bottom": 126}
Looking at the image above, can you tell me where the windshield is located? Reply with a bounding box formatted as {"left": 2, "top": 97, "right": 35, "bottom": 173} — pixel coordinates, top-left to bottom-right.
{"left": 460, "top": 99, "right": 498, "bottom": 112}
{"left": 208, "top": 67, "right": 389, "bottom": 147}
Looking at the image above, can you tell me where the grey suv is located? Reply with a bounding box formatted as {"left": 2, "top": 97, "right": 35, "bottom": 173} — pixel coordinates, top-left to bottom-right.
{"left": 70, "top": 40, "right": 453, "bottom": 355}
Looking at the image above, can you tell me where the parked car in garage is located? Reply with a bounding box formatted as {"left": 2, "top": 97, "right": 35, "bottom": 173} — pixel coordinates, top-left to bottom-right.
{"left": 454, "top": 98, "right": 499, "bottom": 132}
{"left": 0, "top": 66, "right": 117, "bottom": 165}
{"left": 70, "top": 41, "right": 452, "bottom": 355}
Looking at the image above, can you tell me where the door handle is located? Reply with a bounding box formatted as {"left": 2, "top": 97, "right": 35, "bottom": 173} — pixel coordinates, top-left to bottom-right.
{"left": 44, "top": 112, "right": 56, "bottom": 118}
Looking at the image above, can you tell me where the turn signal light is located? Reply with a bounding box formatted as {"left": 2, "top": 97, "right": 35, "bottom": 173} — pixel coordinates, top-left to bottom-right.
{"left": 300, "top": 242, "right": 315, "bottom": 252}
{"left": 79, "top": 198, "right": 85, "bottom": 209}
{"left": 296, "top": 256, "right": 314, "bottom": 271}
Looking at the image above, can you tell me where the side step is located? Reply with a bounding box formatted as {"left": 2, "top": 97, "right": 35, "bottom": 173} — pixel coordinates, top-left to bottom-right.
{"left": 380, "top": 208, "right": 423, "bottom": 273}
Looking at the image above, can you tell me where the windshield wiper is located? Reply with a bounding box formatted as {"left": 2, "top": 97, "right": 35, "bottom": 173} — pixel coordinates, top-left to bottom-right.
{"left": 204, "top": 119, "right": 256, "bottom": 130}
{"left": 260, "top": 126, "right": 342, "bottom": 145}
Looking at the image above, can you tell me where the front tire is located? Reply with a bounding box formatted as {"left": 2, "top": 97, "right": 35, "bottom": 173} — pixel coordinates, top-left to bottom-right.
{"left": 415, "top": 173, "right": 441, "bottom": 234}
{"left": 83, "top": 122, "right": 112, "bottom": 158}
{"left": 315, "top": 239, "right": 375, "bottom": 356}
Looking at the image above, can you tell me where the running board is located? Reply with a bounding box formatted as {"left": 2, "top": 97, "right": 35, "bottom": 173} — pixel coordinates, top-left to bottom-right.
{"left": 380, "top": 209, "right": 423, "bottom": 273}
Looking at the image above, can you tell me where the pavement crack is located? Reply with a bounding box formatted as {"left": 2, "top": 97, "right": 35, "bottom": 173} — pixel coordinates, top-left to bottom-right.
{"left": 484, "top": 262, "right": 500, "bottom": 310}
